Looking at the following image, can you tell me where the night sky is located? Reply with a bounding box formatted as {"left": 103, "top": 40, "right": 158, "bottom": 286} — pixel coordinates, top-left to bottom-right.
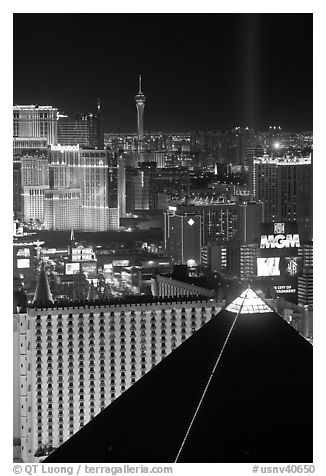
{"left": 13, "top": 13, "right": 312, "bottom": 132}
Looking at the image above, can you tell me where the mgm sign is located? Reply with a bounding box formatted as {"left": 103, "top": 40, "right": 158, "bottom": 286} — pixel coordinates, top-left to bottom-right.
{"left": 260, "top": 223, "right": 300, "bottom": 249}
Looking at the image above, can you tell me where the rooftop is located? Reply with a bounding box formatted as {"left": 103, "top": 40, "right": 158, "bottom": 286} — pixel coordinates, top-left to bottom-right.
{"left": 13, "top": 105, "right": 58, "bottom": 110}
{"left": 30, "top": 294, "right": 218, "bottom": 311}
{"left": 253, "top": 154, "right": 311, "bottom": 165}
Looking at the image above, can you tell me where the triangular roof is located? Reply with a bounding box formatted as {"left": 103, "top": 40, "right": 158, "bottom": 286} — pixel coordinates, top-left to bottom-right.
{"left": 46, "top": 290, "right": 312, "bottom": 463}
{"left": 226, "top": 287, "right": 273, "bottom": 314}
{"left": 32, "top": 262, "right": 53, "bottom": 305}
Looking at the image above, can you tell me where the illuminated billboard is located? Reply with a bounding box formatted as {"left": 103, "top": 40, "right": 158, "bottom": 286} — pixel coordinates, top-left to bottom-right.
{"left": 71, "top": 247, "right": 95, "bottom": 262}
{"left": 257, "top": 257, "right": 280, "bottom": 277}
{"left": 81, "top": 262, "right": 97, "bottom": 277}
{"left": 17, "top": 259, "right": 30, "bottom": 269}
{"left": 113, "top": 260, "right": 129, "bottom": 267}
{"left": 65, "top": 262, "right": 80, "bottom": 275}
{"left": 17, "top": 248, "right": 30, "bottom": 258}
{"left": 282, "top": 257, "right": 302, "bottom": 277}
{"left": 43, "top": 248, "right": 57, "bottom": 255}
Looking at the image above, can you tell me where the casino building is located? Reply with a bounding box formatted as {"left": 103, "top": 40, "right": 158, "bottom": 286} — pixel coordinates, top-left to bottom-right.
{"left": 15, "top": 268, "right": 223, "bottom": 462}
{"left": 44, "top": 145, "right": 120, "bottom": 231}
{"left": 45, "top": 287, "right": 312, "bottom": 463}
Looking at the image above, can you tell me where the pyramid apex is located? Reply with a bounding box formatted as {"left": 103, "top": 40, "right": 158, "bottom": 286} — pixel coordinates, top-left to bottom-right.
{"left": 226, "top": 286, "right": 273, "bottom": 314}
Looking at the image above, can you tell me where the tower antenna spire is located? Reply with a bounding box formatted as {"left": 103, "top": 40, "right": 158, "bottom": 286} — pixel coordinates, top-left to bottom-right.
{"left": 139, "top": 74, "right": 142, "bottom": 94}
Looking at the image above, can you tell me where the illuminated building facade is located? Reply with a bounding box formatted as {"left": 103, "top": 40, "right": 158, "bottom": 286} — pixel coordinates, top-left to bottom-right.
{"left": 44, "top": 189, "right": 82, "bottom": 231}
{"left": 126, "top": 168, "right": 151, "bottom": 211}
{"left": 164, "top": 202, "right": 262, "bottom": 272}
{"left": 13, "top": 105, "right": 58, "bottom": 146}
{"left": 240, "top": 243, "right": 259, "bottom": 280}
{"left": 237, "top": 201, "right": 264, "bottom": 243}
{"left": 150, "top": 168, "right": 190, "bottom": 205}
{"left": 298, "top": 242, "right": 313, "bottom": 310}
{"left": 201, "top": 241, "right": 227, "bottom": 274}
{"left": 13, "top": 138, "right": 48, "bottom": 155}
{"left": 117, "top": 155, "right": 126, "bottom": 218}
{"left": 174, "top": 201, "right": 263, "bottom": 246}
{"left": 164, "top": 211, "right": 202, "bottom": 265}
{"left": 253, "top": 155, "right": 312, "bottom": 241}
{"left": 174, "top": 202, "right": 239, "bottom": 245}
{"left": 57, "top": 110, "right": 104, "bottom": 149}
{"left": 20, "top": 155, "right": 50, "bottom": 223}
{"left": 78, "top": 149, "right": 118, "bottom": 230}
{"left": 125, "top": 167, "right": 190, "bottom": 211}
{"left": 153, "top": 151, "right": 166, "bottom": 168}
{"left": 13, "top": 157, "right": 22, "bottom": 219}
{"left": 16, "top": 290, "right": 222, "bottom": 462}
{"left": 21, "top": 155, "right": 49, "bottom": 187}
{"left": 298, "top": 270, "right": 313, "bottom": 310}
{"left": 46, "top": 145, "right": 119, "bottom": 231}
{"left": 22, "top": 186, "right": 49, "bottom": 222}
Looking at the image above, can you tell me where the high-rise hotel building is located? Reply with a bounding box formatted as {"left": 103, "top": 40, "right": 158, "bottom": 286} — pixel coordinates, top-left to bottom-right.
{"left": 43, "top": 145, "right": 120, "bottom": 231}
{"left": 166, "top": 201, "right": 263, "bottom": 248}
{"left": 14, "top": 270, "right": 223, "bottom": 462}
{"left": 253, "top": 154, "right": 312, "bottom": 241}
{"left": 13, "top": 105, "right": 58, "bottom": 147}
{"left": 13, "top": 157, "right": 22, "bottom": 219}
{"left": 21, "top": 155, "right": 50, "bottom": 223}
{"left": 298, "top": 242, "right": 313, "bottom": 310}
{"left": 13, "top": 105, "right": 55, "bottom": 221}
{"left": 164, "top": 210, "right": 202, "bottom": 265}
{"left": 57, "top": 110, "right": 104, "bottom": 149}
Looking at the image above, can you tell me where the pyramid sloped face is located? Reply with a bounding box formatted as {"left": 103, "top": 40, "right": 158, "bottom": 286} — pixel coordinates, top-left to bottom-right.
{"left": 226, "top": 287, "right": 273, "bottom": 314}
{"left": 45, "top": 301, "right": 312, "bottom": 464}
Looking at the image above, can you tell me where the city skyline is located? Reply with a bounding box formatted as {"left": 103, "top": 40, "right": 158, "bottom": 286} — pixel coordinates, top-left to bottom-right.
{"left": 14, "top": 13, "right": 312, "bottom": 132}
{"left": 12, "top": 10, "right": 314, "bottom": 465}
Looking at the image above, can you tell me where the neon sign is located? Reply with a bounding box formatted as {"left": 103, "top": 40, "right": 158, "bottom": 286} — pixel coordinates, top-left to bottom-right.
{"left": 260, "top": 234, "right": 300, "bottom": 249}
{"left": 274, "top": 285, "right": 296, "bottom": 294}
